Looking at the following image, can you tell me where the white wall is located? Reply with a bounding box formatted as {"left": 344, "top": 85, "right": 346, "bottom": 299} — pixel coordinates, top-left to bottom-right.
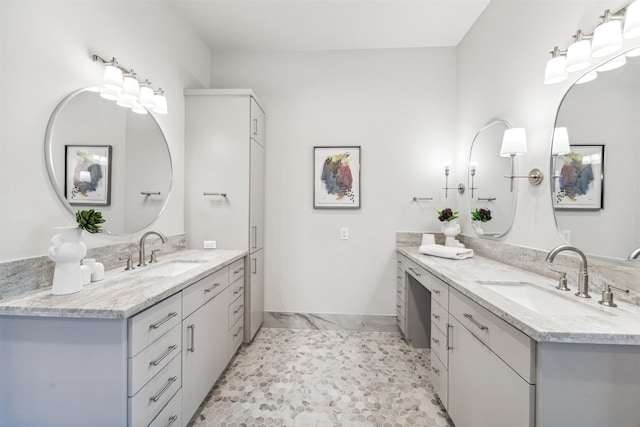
{"left": 211, "top": 48, "right": 458, "bottom": 315}
{"left": 0, "top": 1, "right": 210, "bottom": 261}
{"left": 456, "top": 0, "right": 638, "bottom": 252}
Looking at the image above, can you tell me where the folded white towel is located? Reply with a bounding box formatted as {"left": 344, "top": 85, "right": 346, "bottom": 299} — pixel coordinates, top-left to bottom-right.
{"left": 419, "top": 244, "right": 474, "bottom": 260}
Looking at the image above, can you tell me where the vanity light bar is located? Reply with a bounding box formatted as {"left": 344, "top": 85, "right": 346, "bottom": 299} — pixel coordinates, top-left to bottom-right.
{"left": 544, "top": 1, "right": 640, "bottom": 85}
{"left": 92, "top": 54, "right": 168, "bottom": 115}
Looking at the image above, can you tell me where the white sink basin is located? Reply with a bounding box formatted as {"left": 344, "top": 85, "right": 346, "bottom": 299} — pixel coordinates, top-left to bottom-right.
{"left": 137, "top": 260, "right": 207, "bottom": 277}
{"left": 477, "top": 281, "right": 606, "bottom": 316}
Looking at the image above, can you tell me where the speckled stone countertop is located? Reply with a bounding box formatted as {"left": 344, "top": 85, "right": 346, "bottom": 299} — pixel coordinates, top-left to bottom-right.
{"left": 0, "top": 249, "right": 246, "bottom": 319}
{"left": 398, "top": 245, "right": 640, "bottom": 345}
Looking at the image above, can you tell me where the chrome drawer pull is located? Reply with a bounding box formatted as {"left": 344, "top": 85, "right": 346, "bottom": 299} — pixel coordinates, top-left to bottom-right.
{"left": 204, "top": 283, "right": 221, "bottom": 293}
{"left": 149, "top": 376, "right": 177, "bottom": 402}
{"left": 233, "top": 326, "right": 244, "bottom": 338}
{"left": 432, "top": 337, "right": 440, "bottom": 345}
{"left": 397, "top": 275, "right": 402, "bottom": 279}
{"left": 233, "top": 305, "right": 244, "bottom": 315}
{"left": 432, "top": 313, "right": 440, "bottom": 320}
{"left": 150, "top": 312, "right": 177, "bottom": 329}
{"left": 252, "top": 118, "right": 258, "bottom": 135}
{"left": 149, "top": 345, "right": 178, "bottom": 366}
{"left": 187, "top": 324, "right": 195, "bottom": 352}
{"left": 433, "top": 289, "right": 441, "bottom": 295}
{"left": 407, "top": 267, "right": 421, "bottom": 277}
{"left": 166, "top": 415, "right": 178, "bottom": 427}
{"left": 464, "top": 313, "right": 488, "bottom": 330}
{"left": 446, "top": 323, "right": 453, "bottom": 350}
{"left": 233, "top": 267, "right": 244, "bottom": 274}
{"left": 233, "top": 287, "right": 243, "bottom": 295}
{"left": 433, "top": 367, "right": 440, "bottom": 375}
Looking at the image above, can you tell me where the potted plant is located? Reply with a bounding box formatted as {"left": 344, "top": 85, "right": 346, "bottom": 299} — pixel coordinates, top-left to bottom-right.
{"left": 437, "top": 208, "right": 460, "bottom": 237}
{"left": 437, "top": 208, "right": 459, "bottom": 222}
{"left": 75, "top": 209, "right": 106, "bottom": 234}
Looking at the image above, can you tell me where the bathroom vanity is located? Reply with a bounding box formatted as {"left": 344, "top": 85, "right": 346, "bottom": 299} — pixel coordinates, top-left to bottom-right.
{"left": 397, "top": 245, "right": 640, "bottom": 427}
{"left": 0, "top": 249, "right": 246, "bottom": 427}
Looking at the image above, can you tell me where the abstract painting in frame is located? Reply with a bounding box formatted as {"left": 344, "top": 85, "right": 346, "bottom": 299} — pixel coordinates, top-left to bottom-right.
{"left": 314, "top": 146, "right": 361, "bottom": 209}
{"left": 65, "top": 145, "right": 112, "bottom": 206}
{"left": 554, "top": 144, "right": 604, "bottom": 210}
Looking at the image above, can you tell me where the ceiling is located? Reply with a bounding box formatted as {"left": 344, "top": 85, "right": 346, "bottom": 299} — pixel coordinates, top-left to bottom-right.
{"left": 170, "top": 0, "right": 491, "bottom": 53}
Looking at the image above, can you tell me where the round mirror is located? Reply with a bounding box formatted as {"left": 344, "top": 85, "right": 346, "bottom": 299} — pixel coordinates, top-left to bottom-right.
{"left": 468, "top": 120, "right": 517, "bottom": 237}
{"left": 45, "top": 88, "right": 172, "bottom": 235}
{"left": 552, "top": 50, "right": 640, "bottom": 261}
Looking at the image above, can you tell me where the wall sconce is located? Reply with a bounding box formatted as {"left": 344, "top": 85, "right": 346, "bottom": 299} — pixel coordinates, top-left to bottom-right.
{"left": 544, "top": 1, "right": 640, "bottom": 85}
{"left": 500, "top": 128, "right": 543, "bottom": 192}
{"left": 469, "top": 161, "right": 478, "bottom": 198}
{"left": 92, "top": 54, "right": 168, "bottom": 115}
{"left": 442, "top": 161, "right": 465, "bottom": 198}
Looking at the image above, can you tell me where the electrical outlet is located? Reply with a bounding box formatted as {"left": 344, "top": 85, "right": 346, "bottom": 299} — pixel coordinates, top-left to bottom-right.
{"left": 340, "top": 227, "right": 349, "bottom": 240}
{"left": 561, "top": 230, "right": 571, "bottom": 243}
{"left": 203, "top": 240, "right": 217, "bottom": 249}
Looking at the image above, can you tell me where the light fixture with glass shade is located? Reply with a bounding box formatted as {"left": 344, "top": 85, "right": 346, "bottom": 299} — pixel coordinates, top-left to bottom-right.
{"left": 500, "top": 128, "right": 543, "bottom": 191}
{"left": 442, "top": 161, "right": 465, "bottom": 198}
{"left": 552, "top": 127, "right": 571, "bottom": 156}
{"left": 566, "top": 30, "right": 592, "bottom": 72}
{"left": 544, "top": 47, "right": 568, "bottom": 85}
{"left": 592, "top": 9, "right": 623, "bottom": 58}
{"left": 153, "top": 88, "right": 168, "bottom": 115}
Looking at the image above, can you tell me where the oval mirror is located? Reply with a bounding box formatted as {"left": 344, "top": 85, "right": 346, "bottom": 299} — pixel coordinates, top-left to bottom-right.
{"left": 552, "top": 50, "right": 640, "bottom": 261}
{"left": 45, "top": 88, "right": 172, "bottom": 235}
{"left": 468, "top": 120, "right": 517, "bottom": 237}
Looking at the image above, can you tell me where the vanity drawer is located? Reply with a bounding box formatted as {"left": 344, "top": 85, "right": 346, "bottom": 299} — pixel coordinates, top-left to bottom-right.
{"left": 129, "top": 293, "right": 182, "bottom": 357}
{"left": 405, "top": 260, "right": 431, "bottom": 291}
{"left": 431, "top": 352, "right": 448, "bottom": 409}
{"left": 228, "top": 279, "right": 245, "bottom": 304}
{"left": 430, "top": 323, "right": 448, "bottom": 369}
{"left": 129, "top": 323, "right": 181, "bottom": 396}
{"left": 228, "top": 258, "right": 245, "bottom": 284}
{"left": 183, "top": 267, "right": 228, "bottom": 318}
{"left": 429, "top": 274, "right": 449, "bottom": 309}
{"left": 431, "top": 298, "right": 448, "bottom": 334}
{"left": 228, "top": 293, "right": 245, "bottom": 328}
{"left": 148, "top": 386, "right": 182, "bottom": 427}
{"left": 228, "top": 317, "right": 244, "bottom": 359}
{"left": 449, "top": 288, "right": 535, "bottom": 382}
{"left": 129, "top": 353, "right": 181, "bottom": 427}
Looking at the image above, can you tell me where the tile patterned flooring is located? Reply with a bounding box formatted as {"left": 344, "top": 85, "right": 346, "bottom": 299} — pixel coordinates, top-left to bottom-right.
{"left": 191, "top": 328, "right": 454, "bottom": 426}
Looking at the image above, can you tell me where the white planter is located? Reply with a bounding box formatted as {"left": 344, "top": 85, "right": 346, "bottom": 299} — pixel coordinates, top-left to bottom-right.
{"left": 48, "top": 226, "right": 87, "bottom": 295}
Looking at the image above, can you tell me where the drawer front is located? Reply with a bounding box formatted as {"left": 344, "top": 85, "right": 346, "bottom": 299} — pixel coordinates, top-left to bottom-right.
{"left": 431, "top": 352, "right": 448, "bottom": 409}
{"left": 129, "top": 354, "right": 181, "bottom": 427}
{"left": 129, "top": 324, "right": 181, "bottom": 396}
{"left": 228, "top": 317, "right": 244, "bottom": 359}
{"left": 228, "top": 258, "right": 245, "bottom": 284}
{"left": 428, "top": 274, "right": 449, "bottom": 309}
{"left": 228, "top": 293, "right": 245, "bottom": 328}
{"left": 182, "top": 267, "right": 229, "bottom": 318}
{"left": 129, "top": 293, "right": 182, "bottom": 357}
{"left": 396, "top": 275, "right": 406, "bottom": 304}
{"left": 405, "top": 260, "right": 431, "bottom": 291}
{"left": 228, "top": 279, "right": 245, "bottom": 305}
{"left": 430, "top": 323, "right": 448, "bottom": 369}
{"left": 430, "top": 299, "right": 448, "bottom": 334}
{"left": 449, "top": 288, "right": 535, "bottom": 382}
{"left": 148, "top": 387, "right": 182, "bottom": 427}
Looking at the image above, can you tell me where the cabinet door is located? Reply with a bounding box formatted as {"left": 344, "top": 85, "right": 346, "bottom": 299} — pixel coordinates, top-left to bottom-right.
{"left": 245, "top": 249, "right": 264, "bottom": 342}
{"left": 250, "top": 139, "right": 265, "bottom": 251}
{"left": 182, "top": 293, "right": 228, "bottom": 422}
{"left": 448, "top": 317, "right": 534, "bottom": 427}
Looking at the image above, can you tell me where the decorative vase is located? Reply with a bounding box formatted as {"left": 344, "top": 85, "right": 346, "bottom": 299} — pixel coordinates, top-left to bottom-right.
{"left": 441, "top": 221, "right": 461, "bottom": 238}
{"left": 48, "top": 226, "right": 87, "bottom": 295}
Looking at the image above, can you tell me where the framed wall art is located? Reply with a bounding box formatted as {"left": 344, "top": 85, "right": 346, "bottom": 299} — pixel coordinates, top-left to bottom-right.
{"left": 65, "top": 145, "right": 112, "bottom": 206}
{"left": 553, "top": 144, "right": 604, "bottom": 210}
{"left": 314, "top": 146, "right": 361, "bottom": 209}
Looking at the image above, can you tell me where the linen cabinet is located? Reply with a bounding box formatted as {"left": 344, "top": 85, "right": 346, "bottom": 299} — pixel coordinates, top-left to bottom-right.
{"left": 185, "top": 89, "right": 265, "bottom": 343}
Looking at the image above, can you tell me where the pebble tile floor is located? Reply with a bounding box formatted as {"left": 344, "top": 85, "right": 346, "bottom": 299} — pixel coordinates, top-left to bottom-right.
{"left": 190, "top": 328, "right": 454, "bottom": 426}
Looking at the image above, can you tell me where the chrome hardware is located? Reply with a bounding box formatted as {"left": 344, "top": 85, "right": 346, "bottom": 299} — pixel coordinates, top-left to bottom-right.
{"left": 149, "top": 376, "right": 177, "bottom": 402}
{"left": 149, "top": 345, "right": 178, "bottom": 366}
{"left": 477, "top": 197, "right": 497, "bottom": 201}
{"left": 551, "top": 269, "right": 570, "bottom": 291}
{"left": 433, "top": 367, "right": 440, "bottom": 374}
{"left": 432, "top": 337, "right": 440, "bottom": 345}
{"left": 252, "top": 118, "right": 258, "bottom": 135}
{"left": 204, "top": 283, "right": 221, "bottom": 293}
{"left": 412, "top": 196, "right": 434, "bottom": 201}
{"left": 138, "top": 231, "right": 167, "bottom": 267}
{"left": 446, "top": 323, "right": 453, "bottom": 350}
{"left": 627, "top": 247, "right": 640, "bottom": 260}
{"left": 396, "top": 304, "right": 401, "bottom": 308}
{"left": 140, "top": 191, "right": 161, "bottom": 196}
{"left": 234, "top": 287, "right": 243, "bottom": 295}
{"left": 463, "top": 313, "right": 488, "bottom": 330}
{"left": 233, "top": 326, "right": 244, "bottom": 339}
{"left": 598, "top": 284, "right": 630, "bottom": 307}
{"left": 149, "top": 312, "right": 177, "bottom": 329}
{"left": 234, "top": 305, "right": 244, "bottom": 315}
{"left": 433, "top": 289, "right": 441, "bottom": 295}
{"left": 150, "top": 249, "right": 160, "bottom": 264}
{"left": 546, "top": 244, "right": 590, "bottom": 298}
{"left": 397, "top": 275, "right": 402, "bottom": 279}
{"left": 252, "top": 226, "right": 258, "bottom": 250}
{"left": 234, "top": 267, "right": 244, "bottom": 275}
{"left": 252, "top": 257, "right": 258, "bottom": 274}
{"left": 187, "top": 324, "right": 195, "bottom": 352}
{"left": 167, "top": 415, "right": 178, "bottom": 427}
{"left": 119, "top": 254, "right": 135, "bottom": 271}
{"left": 408, "top": 267, "right": 421, "bottom": 277}
{"left": 432, "top": 313, "right": 440, "bottom": 320}
{"left": 203, "top": 192, "right": 227, "bottom": 197}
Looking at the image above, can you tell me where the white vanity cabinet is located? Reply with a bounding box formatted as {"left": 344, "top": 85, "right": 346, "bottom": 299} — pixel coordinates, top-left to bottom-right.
{"left": 185, "top": 89, "right": 265, "bottom": 344}
{"left": 396, "top": 255, "right": 407, "bottom": 335}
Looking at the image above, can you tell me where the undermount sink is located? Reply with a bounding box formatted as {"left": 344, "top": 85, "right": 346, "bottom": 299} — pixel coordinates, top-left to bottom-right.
{"left": 477, "top": 281, "right": 606, "bottom": 316}
{"left": 136, "top": 260, "right": 207, "bottom": 277}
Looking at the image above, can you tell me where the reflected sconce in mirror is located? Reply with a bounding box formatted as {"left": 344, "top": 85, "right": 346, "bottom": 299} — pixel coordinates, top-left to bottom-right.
{"left": 92, "top": 54, "right": 168, "bottom": 115}
{"left": 500, "top": 128, "right": 543, "bottom": 191}
{"left": 442, "top": 161, "right": 465, "bottom": 198}
{"left": 544, "top": 1, "right": 640, "bottom": 85}
{"left": 468, "top": 161, "right": 478, "bottom": 198}
{"left": 551, "top": 127, "right": 571, "bottom": 185}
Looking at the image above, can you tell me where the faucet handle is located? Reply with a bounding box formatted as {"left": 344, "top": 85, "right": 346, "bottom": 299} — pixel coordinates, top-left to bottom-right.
{"left": 119, "top": 254, "right": 135, "bottom": 271}
{"left": 551, "top": 269, "right": 570, "bottom": 291}
{"left": 598, "top": 284, "right": 630, "bottom": 308}
{"left": 150, "top": 249, "right": 161, "bottom": 264}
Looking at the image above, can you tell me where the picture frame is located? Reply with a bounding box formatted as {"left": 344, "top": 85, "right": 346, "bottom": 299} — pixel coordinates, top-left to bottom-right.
{"left": 313, "top": 146, "right": 361, "bottom": 209}
{"left": 553, "top": 144, "right": 604, "bottom": 210}
{"left": 65, "top": 145, "right": 112, "bottom": 206}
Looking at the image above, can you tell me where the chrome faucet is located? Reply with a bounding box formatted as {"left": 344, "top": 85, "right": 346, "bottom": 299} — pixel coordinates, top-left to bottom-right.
{"left": 545, "top": 245, "right": 590, "bottom": 298}
{"left": 138, "top": 231, "right": 167, "bottom": 267}
{"left": 627, "top": 247, "right": 640, "bottom": 260}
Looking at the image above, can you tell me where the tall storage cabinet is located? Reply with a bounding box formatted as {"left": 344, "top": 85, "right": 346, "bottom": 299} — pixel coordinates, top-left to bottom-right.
{"left": 185, "top": 89, "right": 265, "bottom": 343}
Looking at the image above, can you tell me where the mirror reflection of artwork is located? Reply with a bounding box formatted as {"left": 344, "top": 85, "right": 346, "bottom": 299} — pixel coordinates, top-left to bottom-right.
{"left": 65, "top": 145, "right": 112, "bottom": 205}
{"left": 314, "top": 146, "right": 361, "bottom": 209}
{"left": 554, "top": 145, "right": 604, "bottom": 210}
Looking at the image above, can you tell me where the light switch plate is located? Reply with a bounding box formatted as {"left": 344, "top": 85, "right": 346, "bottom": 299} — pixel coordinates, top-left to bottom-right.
{"left": 340, "top": 227, "right": 349, "bottom": 240}
{"left": 560, "top": 230, "right": 570, "bottom": 243}
{"left": 203, "top": 240, "right": 217, "bottom": 249}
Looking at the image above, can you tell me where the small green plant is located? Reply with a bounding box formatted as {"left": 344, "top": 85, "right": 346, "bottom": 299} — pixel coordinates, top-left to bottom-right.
{"left": 437, "top": 208, "right": 459, "bottom": 222}
{"left": 75, "top": 209, "right": 105, "bottom": 234}
{"left": 471, "top": 208, "right": 492, "bottom": 222}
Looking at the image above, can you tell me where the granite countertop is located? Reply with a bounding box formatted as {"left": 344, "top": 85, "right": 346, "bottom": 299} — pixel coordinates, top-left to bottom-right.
{"left": 397, "top": 245, "right": 640, "bottom": 345}
{"left": 0, "top": 249, "right": 246, "bottom": 319}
